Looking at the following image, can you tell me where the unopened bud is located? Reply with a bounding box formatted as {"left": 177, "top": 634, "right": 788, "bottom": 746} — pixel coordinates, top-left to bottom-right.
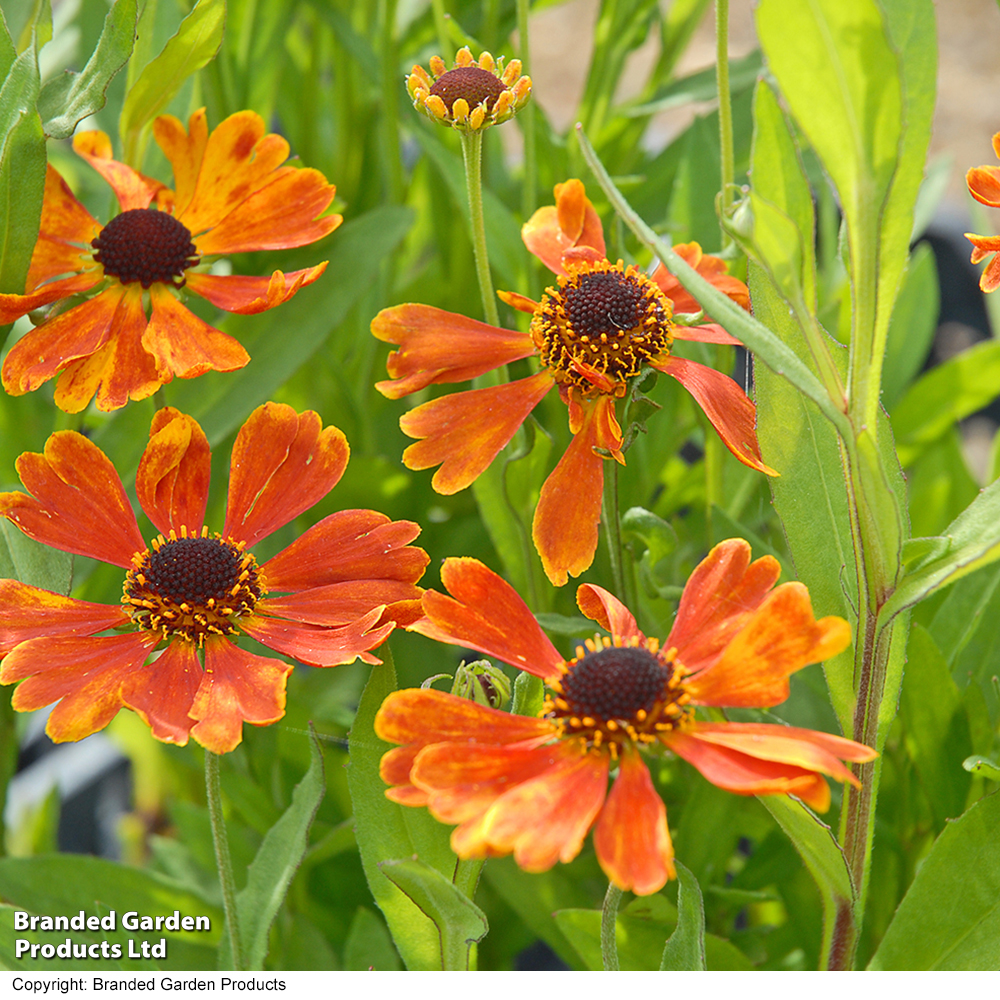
{"left": 451, "top": 659, "right": 512, "bottom": 710}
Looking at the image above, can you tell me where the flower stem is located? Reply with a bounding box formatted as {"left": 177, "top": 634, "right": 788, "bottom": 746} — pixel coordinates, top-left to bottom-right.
{"left": 715, "top": 0, "right": 734, "bottom": 250}
{"left": 430, "top": 0, "right": 454, "bottom": 62}
{"left": 460, "top": 131, "right": 501, "bottom": 329}
{"left": 601, "top": 459, "right": 634, "bottom": 608}
{"left": 205, "top": 751, "right": 242, "bottom": 970}
{"left": 516, "top": 0, "right": 537, "bottom": 227}
{"left": 601, "top": 881, "right": 623, "bottom": 971}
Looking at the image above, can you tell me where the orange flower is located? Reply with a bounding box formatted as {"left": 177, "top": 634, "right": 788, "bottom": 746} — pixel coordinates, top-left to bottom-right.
{"left": 373, "top": 179, "right": 775, "bottom": 586}
{"left": 375, "top": 540, "right": 874, "bottom": 896}
{"left": 0, "top": 109, "right": 341, "bottom": 412}
{"left": 965, "top": 132, "right": 1000, "bottom": 292}
{"left": 0, "top": 403, "right": 427, "bottom": 754}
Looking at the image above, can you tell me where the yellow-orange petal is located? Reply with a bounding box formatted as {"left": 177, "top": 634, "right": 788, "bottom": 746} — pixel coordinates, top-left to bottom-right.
{"left": 655, "top": 355, "right": 777, "bottom": 476}
{"left": 400, "top": 372, "right": 553, "bottom": 495}
{"left": 72, "top": 130, "right": 165, "bottom": 211}
{"left": 262, "top": 510, "right": 426, "bottom": 592}
{"left": 522, "top": 180, "right": 606, "bottom": 276}
{"left": 496, "top": 289, "right": 539, "bottom": 314}
{"left": 185, "top": 264, "right": 327, "bottom": 314}
{"left": 684, "top": 582, "right": 852, "bottom": 707}
{"left": 576, "top": 584, "right": 643, "bottom": 643}
{"left": 967, "top": 165, "right": 1000, "bottom": 208}
{"left": 0, "top": 272, "right": 103, "bottom": 325}
{"left": 152, "top": 110, "right": 209, "bottom": 220}
{"left": 120, "top": 639, "right": 202, "bottom": 746}
{"left": 372, "top": 304, "right": 535, "bottom": 399}
{"left": 136, "top": 408, "right": 211, "bottom": 536}
{"left": 2, "top": 431, "right": 145, "bottom": 567}
{"left": 143, "top": 285, "right": 250, "bottom": 381}
{"left": 979, "top": 251, "right": 1000, "bottom": 293}
{"left": 666, "top": 538, "right": 780, "bottom": 673}
{"left": 593, "top": 750, "right": 675, "bottom": 894}
{"left": 415, "top": 557, "right": 564, "bottom": 680}
{"left": 223, "top": 403, "right": 349, "bottom": 548}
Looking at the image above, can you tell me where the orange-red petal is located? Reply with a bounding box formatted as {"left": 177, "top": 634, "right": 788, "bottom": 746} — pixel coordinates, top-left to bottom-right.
{"left": 29, "top": 165, "right": 102, "bottom": 272}
{"left": 185, "top": 265, "right": 327, "bottom": 314}
{"left": 655, "top": 355, "right": 777, "bottom": 475}
{"left": 673, "top": 323, "right": 742, "bottom": 345}
{"left": 1, "top": 431, "right": 145, "bottom": 567}
{"left": 152, "top": 110, "right": 209, "bottom": 220}
{"left": 400, "top": 372, "right": 553, "bottom": 495}
{"left": 372, "top": 304, "right": 536, "bottom": 399}
{"left": 684, "top": 582, "right": 852, "bottom": 707}
{"left": 522, "top": 179, "right": 606, "bottom": 276}
{"left": 414, "top": 557, "right": 564, "bottom": 681}
{"left": 120, "top": 640, "right": 202, "bottom": 746}
{"left": 72, "top": 131, "right": 165, "bottom": 211}
{"left": 576, "top": 584, "right": 643, "bottom": 644}
{"left": 593, "top": 750, "right": 675, "bottom": 894}
{"left": 651, "top": 243, "right": 750, "bottom": 314}
{"left": 258, "top": 579, "right": 423, "bottom": 627}
{"left": 666, "top": 538, "right": 780, "bottom": 673}
{"left": 136, "top": 408, "right": 212, "bottom": 536}
{"left": 189, "top": 635, "right": 293, "bottom": 754}
{"left": 223, "top": 403, "right": 348, "bottom": 548}
{"left": 0, "top": 273, "right": 102, "bottom": 325}
{"left": 967, "top": 165, "right": 1000, "bottom": 207}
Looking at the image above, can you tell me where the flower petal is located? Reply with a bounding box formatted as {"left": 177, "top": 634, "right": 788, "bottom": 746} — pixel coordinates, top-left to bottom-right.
{"left": 684, "top": 582, "right": 852, "bottom": 707}
{"left": 666, "top": 538, "right": 781, "bottom": 673}
{"left": 372, "top": 304, "right": 536, "bottom": 399}
{"left": 575, "top": 584, "right": 643, "bottom": 644}
{"left": 967, "top": 165, "right": 1000, "bottom": 207}
{"left": 189, "top": 635, "right": 293, "bottom": 754}
{"left": 261, "top": 510, "right": 426, "bottom": 592}
{"left": 401, "top": 372, "right": 553, "bottom": 494}
{"left": 656, "top": 355, "right": 777, "bottom": 475}
{"left": 185, "top": 265, "right": 328, "bottom": 315}
{"left": 414, "top": 557, "right": 564, "bottom": 681}
{"left": 0, "top": 273, "right": 102, "bottom": 325}
{"left": 72, "top": 130, "right": 165, "bottom": 211}
{"left": 136, "top": 408, "right": 211, "bottom": 535}
{"left": 120, "top": 640, "right": 202, "bottom": 746}
{"left": 142, "top": 286, "right": 250, "bottom": 381}
{"left": 258, "top": 579, "right": 423, "bottom": 626}
{"left": 1, "top": 430, "right": 145, "bottom": 567}
{"left": 981, "top": 252, "right": 1000, "bottom": 294}
{"left": 673, "top": 323, "right": 742, "bottom": 345}
{"left": 0, "top": 581, "right": 129, "bottom": 656}
{"left": 223, "top": 403, "right": 349, "bottom": 548}
{"left": 1, "top": 285, "right": 125, "bottom": 395}
{"left": 3, "top": 632, "right": 158, "bottom": 743}
{"left": 152, "top": 110, "right": 209, "bottom": 219}
{"left": 521, "top": 179, "right": 606, "bottom": 276}
{"left": 593, "top": 750, "right": 675, "bottom": 894}
{"left": 651, "top": 243, "right": 750, "bottom": 314}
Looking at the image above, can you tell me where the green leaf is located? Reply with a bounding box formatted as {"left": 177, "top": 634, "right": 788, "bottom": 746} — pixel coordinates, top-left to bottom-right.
{"left": 37, "top": 0, "right": 138, "bottom": 140}
{"left": 118, "top": 0, "right": 226, "bottom": 166}
{"left": 868, "top": 793, "right": 1000, "bottom": 969}
{"left": 343, "top": 906, "right": 401, "bottom": 971}
{"left": 659, "top": 861, "right": 706, "bottom": 971}
{"left": 379, "top": 858, "right": 488, "bottom": 971}
{"left": 0, "top": 520, "right": 73, "bottom": 594}
{"left": 629, "top": 50, "right": 763, "bottom": 115}
{"left": 962, "top": 756, "right": 1000, "bottom": 783}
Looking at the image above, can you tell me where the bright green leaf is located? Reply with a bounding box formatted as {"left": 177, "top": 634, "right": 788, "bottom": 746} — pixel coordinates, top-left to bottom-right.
{"left": 659, "top": 861, "right": 706, "bottom": 971}
{"left": 0, "top": 521, "right": 73, "bottom": 595}
{"left": 343, "top": 906, "right": 401, "bottom": 971}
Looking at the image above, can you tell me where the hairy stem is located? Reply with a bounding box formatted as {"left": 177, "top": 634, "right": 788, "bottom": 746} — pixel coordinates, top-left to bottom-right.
{"left": 205, "top": 752, "right": 242, "bottom": 970}
{"left": 601, "top": 881, "right": 623, "bottom": 971}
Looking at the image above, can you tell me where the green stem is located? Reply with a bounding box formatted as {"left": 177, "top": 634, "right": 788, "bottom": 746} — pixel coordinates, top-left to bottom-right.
{"left": 601, "top": 458, "right": 633, "bottom": 608}
{"left": 601, "top": 882, "right": 623, "bottom": 971}
{"left": 516, "top": 0, "right": 537, "bottom": 228}
{"left": 430, "top": 0, "right": 454, "bottom": 61}
{"left": 715, "top": 0, "right": 734, "bottom": 249}
{"left": 460, "top": 131, "right": 500, "bottom": 329}
{"left": 378, "top": 0, "right": 405, "bottom": 204}
{"left": 205, "top": 752, "right": 242, "bottom": 970}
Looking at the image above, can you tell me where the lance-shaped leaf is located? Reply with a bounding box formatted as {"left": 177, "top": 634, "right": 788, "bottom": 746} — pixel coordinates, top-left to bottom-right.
{"left": 659, "top": 861, "right": 706, "bottom": 971}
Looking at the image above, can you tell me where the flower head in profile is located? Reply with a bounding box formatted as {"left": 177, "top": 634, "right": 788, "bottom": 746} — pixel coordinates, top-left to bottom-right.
{"left": 375, "top": 540, "right": 874, "bottom": 895}
{"left": 0, "top": 404, "right": 428, "bottom": 754}
{"left": 407, "top": 46, "right": 531, "bottom": 134}
{"left": 1, "top": 109, "right": 341, "bottom": 412}
{"left": 965, "top": 132, "right": 1000, "bottom": 292}
{"left": 373, "top": 178, "right": 774, "bottom": 586}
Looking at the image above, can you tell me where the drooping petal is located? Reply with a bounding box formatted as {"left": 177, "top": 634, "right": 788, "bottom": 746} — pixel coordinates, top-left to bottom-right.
{"left": 72, "top": 131, "right": 165, "bottom": 211}
{"left": 261, "top": 510, "right": 426, "bottom": 592}
{"left": 240, "top": 606, "right": 392, "bottom": 667}
{"left": 258, "top": 579, "right": 423, "bottom": 627}
{"left": 152, "top": 110, "right": 209, "bottom": 219}
{"left": 967, "top": 165, "right": 1000, "bottom": 207}
{"left": 521, "top": 179, "right": 606, "bottom": 276}
{"left": 0, "top": 581, "right": 129, "bottom": 656}
{"left": 684, "top": 582, "right": 852, "bottom": 707}
{"left": 189, "top": 635, "right": 293, "bottom": 754}
{"left": 450, "top": 747, "right": 608, "bottom": 870}
{"left": 185, "top": 265, "right": 328, "bottom": 314}
{"left": 651, "top": 243, "right": 750, "bottom": 314}
{"left": 656, "top": 355, "right": 777, "bottom": 475}
{"left": 414, "top": 557, "right": 564, "bottom": 681}
{"left": 52, "top": 284, "right": 163, "bottom": 413}
{"left": 0, "top": 273, "right": 102, "bottom": 325}
{"left": 142, "top": 286, "right": 250, "bottom": 381}
{"left": 136, "top": 407, "right": 212, "bottom": 535}
{"left": 372, "top": 304, "right": 536, "bottom": 399}
{"left": 400, "top": 372, "right": 553, "bottom": 494}
{"left": 673, "top": 323, "right": 741, "bottom": 345}
{"left": 223, "top": 404, "right": 349, "bottom": 548}
{"left": 1, "top": 431, "right": 145, "bottom": 567}
{"left": 666, "top": 538, "right": 781, "bottom": 673}
{"left": 593, "top": 750, "right": 675, "bottom": 894}
{"left": 3, "top": 632, "right": 158, "bottom": 743}
{"left": 576, "top": 584, "right": 643, "bottom": 644}
{"left": 1, "top": 285, "right": 125, "bottom": 396}
{"left": 120, "top": 640, "right": 202, "bottom": 746}
{"left": 532, "top": 394, "right": 619, "bottom": 587}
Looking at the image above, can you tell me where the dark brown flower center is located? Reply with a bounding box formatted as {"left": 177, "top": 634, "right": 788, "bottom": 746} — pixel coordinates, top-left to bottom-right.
{"left": 429, "top": 66, "right": 505, "bottom": 112}
{"left": 532, "top": 262, "right": 674, "bottom": 394}
{"left": 123, "top": 533, "right": 263, "bottom": 644}
{"left": 92, "top": 208, "right": 199, "bottom": 288}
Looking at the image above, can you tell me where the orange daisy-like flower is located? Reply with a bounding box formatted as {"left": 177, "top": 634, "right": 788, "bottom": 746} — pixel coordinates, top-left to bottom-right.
{"left": 373, "top": 179, "right": 774, "bottom": 586}
{"left": 0, "top": 403, "right": 428, "bottom": 754}
{"left": 376, "top": 540, "right": 875, "bottom": 896}
{"left": 407, "top": 47, "right": 531, "bottom": 134}
{"left": 965, "top": 132, "right": 1000, "bottom": 292}
{"left": 0, "top": 109, "right": 341, "bottom": 412}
